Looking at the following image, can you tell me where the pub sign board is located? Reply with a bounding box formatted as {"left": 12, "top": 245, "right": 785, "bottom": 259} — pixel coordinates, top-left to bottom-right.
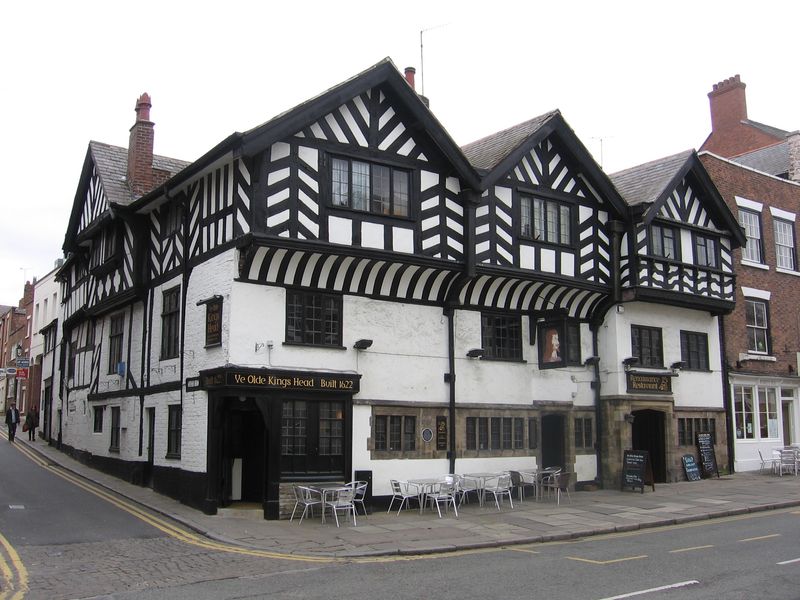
{"left": 625, "top": 372, "right": 672, "bottom": 394}
{"left": 200, "top": 368, "right": 361, "bottom": 394}
{"left": 696, "top": 432, "right": 720, "bottom": 478}
{"left": 205, "top": 298, "right": 223, "bottom": 347}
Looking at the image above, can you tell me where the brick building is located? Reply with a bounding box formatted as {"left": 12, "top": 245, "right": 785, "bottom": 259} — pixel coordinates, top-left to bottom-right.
{"left": 698, "top": 75, "right": 800, "bottom": 471}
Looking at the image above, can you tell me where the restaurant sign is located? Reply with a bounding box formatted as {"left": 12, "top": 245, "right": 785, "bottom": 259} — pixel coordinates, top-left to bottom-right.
{"left": 626, "top": 372, "right": 672, "bottom": 394}
{"left": 200, "top": 368, "right": 360, "bottom": 393}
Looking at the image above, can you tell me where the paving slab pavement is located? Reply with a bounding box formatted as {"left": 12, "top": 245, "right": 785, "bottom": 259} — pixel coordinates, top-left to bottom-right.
{"left": 18, "top": 438, "right": 800, "bottom": 558}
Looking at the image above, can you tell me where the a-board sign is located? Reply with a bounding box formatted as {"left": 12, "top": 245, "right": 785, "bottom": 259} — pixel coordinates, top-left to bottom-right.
{"left": 682, "top": 454, "right": 701, "bottom": 481}
{"left": 621, "top": 449, "right": 655, "bottom": 493}
{"left": 696, "top": 432, "right": 719, "bottom": 478}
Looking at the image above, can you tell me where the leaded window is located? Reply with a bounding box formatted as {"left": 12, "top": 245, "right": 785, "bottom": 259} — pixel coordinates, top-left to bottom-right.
{"left": 286, "top": 291, "right": 342, "bottom": 347}
{"left": 521, "top": 196, "right": 572, "bottom": 245}
{"left": 331, "top": 157, "right": 410, "bottom": 217}
{"left": 481, "top": 313, "right": 522, "bottom": 360}
{"left": 161, "top": 287, "right": 180, "bottom": 360}
{"left": 108, "top": 314, "right": 124, "bottom": 374}
{"left": 694, "top": 234, "right": 718, "bottom": 268}
{"left": 631, "top": 324, "right": 663, "bottom": 367}
{"left": 680, "top": 331, "right": 709, "bottom": 371}
{"left": 650, "top": 224, "right": 678, "bottom": 259}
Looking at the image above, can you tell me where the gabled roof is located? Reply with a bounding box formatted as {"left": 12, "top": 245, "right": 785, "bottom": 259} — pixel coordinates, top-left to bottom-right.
{"left": 610, "top": 150, "right": 695, "bottom": 208}
{"left": 89, "top": 141, "right": 190, "bottom": 207}
{"left": 64, "top": 142, "right": 189, "bottom": 251}
{"left": 129, "top": 58, "right": 482, "bottom": 213}
{"left": 460, "top": 110, "right": 627, "bottom": 217}
{"left": 610, "top": 150, "right": 746, "bottom": 247}
{"left": 461, "top": 111, "right": 558, "bottom": 171}
{"left": 731, "top": 140, "right": 789, "bottom": 177}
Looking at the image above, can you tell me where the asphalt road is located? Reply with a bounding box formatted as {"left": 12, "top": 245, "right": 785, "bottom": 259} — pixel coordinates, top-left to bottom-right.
{"left": 1, "top": 437, "right": 799, "bottom": 599}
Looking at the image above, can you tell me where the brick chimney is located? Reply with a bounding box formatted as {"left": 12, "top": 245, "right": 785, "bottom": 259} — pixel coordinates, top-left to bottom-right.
{"left": 127, "top": 93, "right": 155, "bottom": 198}
{"left": 708, "top": 75, "right": 747, "bottom": 134}
{"left": 404, "top": 67, "right": 416, "bottom": 91}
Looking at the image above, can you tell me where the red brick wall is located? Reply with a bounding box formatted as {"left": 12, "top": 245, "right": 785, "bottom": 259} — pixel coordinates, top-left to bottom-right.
{"left": 700, "top": 154, "right": 800, "bottom": 376}
{"left": 701, "top": 125, "right": 783, "bottom": 159}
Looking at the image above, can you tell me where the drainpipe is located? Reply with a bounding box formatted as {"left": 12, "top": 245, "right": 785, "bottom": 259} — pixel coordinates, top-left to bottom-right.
{"left": 446, "top": 307, "right": 456, "bottom": 475}
{"left": 719, "top": 314, "right": 735, "bottom": 474}
{"left": 591, "top": 219, "right": 627, "bottom": 488}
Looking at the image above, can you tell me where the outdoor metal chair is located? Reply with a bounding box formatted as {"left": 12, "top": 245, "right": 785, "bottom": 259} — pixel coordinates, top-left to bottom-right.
{"left": 541, "top": 471, "right": 572, "bottom": 505}
{"left": 387, "top": 480, "right": 419, "bottom": 515}
{"left": 346, "top": 480, "right": 369, "bottom": 515}
{"left": 484, "top": 474, "right": 514, "bottom": 510}
{"left": 509, "top": 470, "right": 537, "bottom": 501}
{"left": 323, "top": 487, "right": 357, "bottom": 527}
{"left": 427, "top": 479, "right": 458, "bottom": 518}
{"left": 778, "top": 448, "right": 798, "bottom": 476}
{"left": 289, "top": 485, "right": 322, "bottom": 524}
{"left": 457, "top": 475, "right": 481, "bottom": 507}
{"left": 758, "top": 449, "right": 777, "bottom": 474}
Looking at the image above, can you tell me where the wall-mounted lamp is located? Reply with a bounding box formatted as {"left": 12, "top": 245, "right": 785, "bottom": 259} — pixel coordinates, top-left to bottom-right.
{"left": 670, "top": 361, "right": 686, "bottom": 370}
{"left": 353, "top": 339, "right": 373, "bottom": 350}
{"left": 624, "top": 413, "right": 636, "bottom": 424}
{"left": 466, "top": 348, "right": 484, "bottom": 359}
{"left": 622, "top": 356, "right": 639, "bottom": 369}
{"left": 583, "top": 356, "right": 600, "bottom": 366}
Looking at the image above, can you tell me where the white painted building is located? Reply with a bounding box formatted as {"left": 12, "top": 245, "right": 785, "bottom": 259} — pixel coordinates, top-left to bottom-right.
{"left": 51, "top": 61, "right": 744, "bottom": 518}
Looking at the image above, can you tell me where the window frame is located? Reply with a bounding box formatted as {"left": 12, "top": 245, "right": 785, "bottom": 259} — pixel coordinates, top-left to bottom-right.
{"left": 520, "top": 194, "right": 574, "bottom": 247}
{"left": 330, "top": 155, "right": 411, "bottom": 218}
{"left": 680, "top": 330, "right": 710, "bottom": 371}
{"left": 739, "top": 208, "right": 763, "bottom": 263}
{"left": 108, "top": 314, "right": 125, "bottom": 375}
{"left": 693, "top": 233, "right": 719, "bottom": 269}
{"left": 285, "top": 290, "right": 343, "bottom": 348}
{"left": 745, "top": 298, "right": 770, "bottom": 354}
{"left": 774, "top": 218, "right": 796, "bottom": 271}
{"left": 160, "top": 287, "right": 180, "bottom": 360}
{"left": 166, "top": 404, "right": 182, "bottom": 458}
{"left": 631, "top": 324, "right": 663, "bottom": 368}
{"left": 374, "top": 414, "right": 415, "bottom": 452}
{"left": 574, "top": 416, "right": 593, "bottom": 451}
{"left": 109, "top": 406, "right": 121, "bottom": 452}
{"left": 649, "top": 223, "right": 680, "bottom": 260}
{"left": 481, "top": 313, "right": 523, "bottom": 361}
{"left": 93, "top": 406, "right": 104, "bottom": 433}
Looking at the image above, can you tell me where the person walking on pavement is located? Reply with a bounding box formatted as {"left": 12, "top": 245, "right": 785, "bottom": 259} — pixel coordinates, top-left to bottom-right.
{"left": 5, "top": 401, "right": 20, "bottom": 442}
{"left": 25, "top": 406, "right": 38, "bottom": 441}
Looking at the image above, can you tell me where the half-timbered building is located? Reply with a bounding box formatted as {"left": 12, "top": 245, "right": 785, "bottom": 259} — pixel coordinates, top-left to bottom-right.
{"left": 607, "top": 151, "right": 745, "bottom": 485}
{"left": 53, "top": 59, "right": 744, "bottom": 518}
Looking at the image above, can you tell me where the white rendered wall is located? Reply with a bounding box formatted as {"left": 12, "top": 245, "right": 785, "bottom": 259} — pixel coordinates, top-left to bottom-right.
{"left": 598, "top": 302, "right": 723, "bottom": 408}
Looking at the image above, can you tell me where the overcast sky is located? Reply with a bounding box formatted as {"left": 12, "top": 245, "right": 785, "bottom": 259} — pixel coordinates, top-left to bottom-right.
{"left": 1, "top": 0, "right": 797, "bottom": 307}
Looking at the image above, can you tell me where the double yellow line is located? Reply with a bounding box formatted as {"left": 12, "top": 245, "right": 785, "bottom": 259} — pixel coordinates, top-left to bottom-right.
{"left": 6, "top": 442, "right": 337, "bottom": 573}
{"left": 0, "top": 529, "right": 27, "bottom": 600}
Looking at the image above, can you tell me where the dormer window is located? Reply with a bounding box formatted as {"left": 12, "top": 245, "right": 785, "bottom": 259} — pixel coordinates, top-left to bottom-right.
{"left": 650, "top": 224, "right": 679, "bottom": 260}
{"left": 331, "top": 156, "right": 410, "bottom": 217}
{"left": 520, "top": 195, "right": 572, "bottom": 246}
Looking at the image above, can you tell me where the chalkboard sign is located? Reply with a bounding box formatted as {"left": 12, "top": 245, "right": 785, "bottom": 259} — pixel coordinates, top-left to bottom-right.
{"left": 682, "top": 454, "right": 701, "bottom": 481}
{"left": 696, "top": 433, "right": 719, "bottom": 478}
{"left": 621, "top": 450, "right": 655, "bottom": 493}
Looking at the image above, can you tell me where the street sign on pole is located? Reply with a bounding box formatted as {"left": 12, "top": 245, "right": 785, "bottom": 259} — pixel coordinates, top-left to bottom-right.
{"left": 4, "top": 367, "right": 17, "bottom": 376}
{"left": 16, "top": 358, "right": 29, "bottom": 369}
{"left": 16, "top": 367, "right": 29, "bottom": 380}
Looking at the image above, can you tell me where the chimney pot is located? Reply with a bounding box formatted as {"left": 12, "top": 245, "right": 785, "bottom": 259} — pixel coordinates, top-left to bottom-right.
{"left": 135, "top": 92, "right": 152, "bottom": 122}
{"left": 404, "top": 67, "right": 416, "bottom": 91}
{"left": 127, "top": 92, "right": 155, "bottom": 197}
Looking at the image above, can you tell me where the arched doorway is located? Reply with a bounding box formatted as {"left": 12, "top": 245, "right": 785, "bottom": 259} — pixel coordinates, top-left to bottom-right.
{"left": 631, "top": 409, "right": 666, "bottom": 483}
{"left": 541, "top": 413, "right": 566, "bottom": 470}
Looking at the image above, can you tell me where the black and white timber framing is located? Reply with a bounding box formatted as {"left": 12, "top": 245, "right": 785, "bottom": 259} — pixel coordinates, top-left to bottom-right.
{"left": 51, "top": 59, "right": 746, "bottom": 516}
